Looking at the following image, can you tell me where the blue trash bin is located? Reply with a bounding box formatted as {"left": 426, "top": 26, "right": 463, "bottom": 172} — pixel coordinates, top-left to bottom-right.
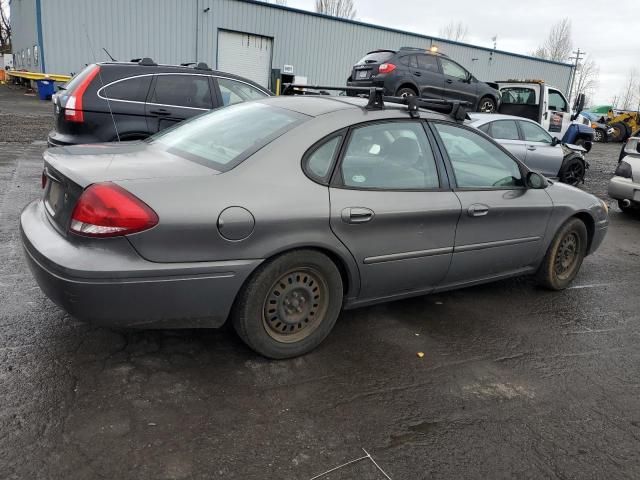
{"left": 36, "top": 80, "right": 55, "bottom": 100}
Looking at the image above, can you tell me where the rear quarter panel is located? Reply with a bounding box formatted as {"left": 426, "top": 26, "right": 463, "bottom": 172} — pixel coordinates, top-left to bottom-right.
{"left": 540, "top": 182, "right": 608, "bottom": 257}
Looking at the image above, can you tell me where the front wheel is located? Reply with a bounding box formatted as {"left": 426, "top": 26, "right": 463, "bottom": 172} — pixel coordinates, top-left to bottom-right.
{"left": 478, "top": 96, "right": 497, "bottom": 113}
{"left": 593, "top": 128, "right": 607, "bottom": 143}
{"left": 231, "top": 250, "right": 343, "bottom": 359}
{"left": 536, "top": 218, "right": 588, "bottom": 290}
{"left": 558, "top": 155, "right": 586, "bottom": 186}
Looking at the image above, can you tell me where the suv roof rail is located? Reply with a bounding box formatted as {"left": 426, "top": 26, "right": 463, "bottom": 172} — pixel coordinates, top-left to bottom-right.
{"left": 135, "top": 57, "right": 157, "bottom": 66}
{"left": 180, "top": 62, "right": 196, "bottom": 67}
{"left": 282, "top": 84, "right": 470, "bottom": 121}
{"left": 194, "top": 62, "right": 212, "bottom": 71}
{"left": 399, "top": 46, "right": 447, "bottom": 56}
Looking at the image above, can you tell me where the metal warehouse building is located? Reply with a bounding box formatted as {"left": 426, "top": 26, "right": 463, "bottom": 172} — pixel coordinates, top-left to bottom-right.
{"left": 10, "top": 0, "right": 573, "bottom": 92}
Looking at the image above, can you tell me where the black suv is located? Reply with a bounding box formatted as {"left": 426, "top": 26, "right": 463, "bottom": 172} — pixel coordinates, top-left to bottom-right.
{"left": 347, "top": 47, "right": 500, "bottom": 113}
{"left": 48, "top": 58, "right": 272, "bottom": 147}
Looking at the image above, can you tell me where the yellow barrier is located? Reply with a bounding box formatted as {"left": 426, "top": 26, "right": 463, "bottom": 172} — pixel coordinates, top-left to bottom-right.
{"left": 6, "top": 70, "right": 72, "bottom": 83}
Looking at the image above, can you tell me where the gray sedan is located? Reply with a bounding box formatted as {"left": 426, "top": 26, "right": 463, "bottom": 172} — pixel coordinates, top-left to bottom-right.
{"left": 21, "top": 94, "right": 609, "bottom": 358}
{"left": 468, "top": 113, "right": 588, "bottom": 185}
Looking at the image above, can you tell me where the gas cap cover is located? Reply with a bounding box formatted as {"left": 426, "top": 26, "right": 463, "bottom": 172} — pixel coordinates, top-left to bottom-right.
{"left": 217, "top": 207, "right": 255, "bottom": 241}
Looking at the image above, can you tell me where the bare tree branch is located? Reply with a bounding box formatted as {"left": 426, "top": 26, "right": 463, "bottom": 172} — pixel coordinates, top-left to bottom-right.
{"left": 315, "top": 0, "right": 356, "bottom": 19}
{"left": 531, "top": 18, "right": 572, "bottom": 62}
{"left": 438, "top": 21, "right": 468, "bottom": 42}
{"left": 573, "top": 56, "right": 599, "bottom": 103}
{"left": 0, "top": 0, "right": 11, "bottom": 54}
{"left": 619, "top": 69, "right": 638, "bottom": 111}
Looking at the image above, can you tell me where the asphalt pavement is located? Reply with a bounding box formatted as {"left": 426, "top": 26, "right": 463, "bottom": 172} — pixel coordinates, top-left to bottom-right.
{"left": 1, "top": 85, "right": 639, "bottom": 479}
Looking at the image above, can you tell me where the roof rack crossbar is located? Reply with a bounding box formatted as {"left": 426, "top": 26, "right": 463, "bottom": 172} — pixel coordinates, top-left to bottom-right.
{"left": 282, "top": 84, "right": 470, "bottom": 121}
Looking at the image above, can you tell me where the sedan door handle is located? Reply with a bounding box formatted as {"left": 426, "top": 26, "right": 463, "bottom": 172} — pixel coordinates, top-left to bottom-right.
{"left": 467, "top": 204, "right": 489, "bottom": 217}
{"left": 446, "top": 79, "right": 453, "bottom": 84}
{"left": 341, "top": 207, "right": 374, "bottom": 224}
{"left": 413, "top": 71, "right": 422, "bottom": 76}
{"left": 149, "top": 108, "right": 171, "bottom": 115}
{"left": 527, "top": 145, "right": 537, "bottom": 151}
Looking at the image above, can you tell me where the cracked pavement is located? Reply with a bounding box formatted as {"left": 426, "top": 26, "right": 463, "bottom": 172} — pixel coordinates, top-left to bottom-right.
{"left": 1, "top": 85, "right": 640, "bottom": 479}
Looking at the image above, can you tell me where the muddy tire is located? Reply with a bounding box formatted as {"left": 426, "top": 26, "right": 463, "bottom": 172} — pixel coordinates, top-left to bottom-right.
{"left": 536, "top": 218, "right": 588, "bottom": 290}
{"left": 478, "top": 96, "right": 497, "bottom": 113}
{"left": 396, "top": 86, "right": 418, "bottom": 98}
{"left": 609, "top": 122, "right": 630, "bottom": 142}
{"left": 231, "top": 250, "right": 343, "bottom": 359}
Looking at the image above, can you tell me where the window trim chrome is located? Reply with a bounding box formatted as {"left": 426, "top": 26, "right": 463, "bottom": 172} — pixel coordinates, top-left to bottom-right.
{"left": 96, "top": 72, "right": 270, "bottom": 110}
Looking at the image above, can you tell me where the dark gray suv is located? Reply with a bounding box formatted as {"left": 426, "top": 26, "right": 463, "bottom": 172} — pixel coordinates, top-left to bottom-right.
{"left": 347, "top": 47, "right": 500, "bottom": 112}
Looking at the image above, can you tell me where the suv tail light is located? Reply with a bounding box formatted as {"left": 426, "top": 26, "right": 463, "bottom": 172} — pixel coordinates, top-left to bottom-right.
{"left": 378, "top": 63, "right": 397, "bottom": 74}
{"left": 64, "top": 65, "right": 100, "bottom": 123}
{"left": 70, "top": 182, "right": 159, "bottom": 237}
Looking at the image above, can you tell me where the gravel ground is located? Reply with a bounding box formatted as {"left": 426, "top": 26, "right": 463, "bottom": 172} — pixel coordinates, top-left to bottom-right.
{"left": 0, "top": 84, "right": 53, "bottom": 144}
{"left": 1, "top": 85, "right": 639, "bottom": 479}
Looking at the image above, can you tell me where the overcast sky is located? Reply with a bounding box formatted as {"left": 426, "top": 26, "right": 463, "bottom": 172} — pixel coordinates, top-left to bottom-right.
{"left": 286, "top": 0, "right": 640, "bottom": 105}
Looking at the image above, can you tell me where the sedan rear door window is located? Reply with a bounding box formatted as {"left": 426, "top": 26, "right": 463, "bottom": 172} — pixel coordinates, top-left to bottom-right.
{"left": 489, "top": 120, "right": 520, "bottom": 140}
{"left": 150, "top": 75, "right": 213, "bottom": 109}
{"left": 434, "top": 123, "right": 523, "bottom": 188}
{"left": 340, "top": 122, "right": 439, "bottom": 190}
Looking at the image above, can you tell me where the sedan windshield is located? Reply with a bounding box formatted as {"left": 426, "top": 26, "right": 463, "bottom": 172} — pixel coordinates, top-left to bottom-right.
{"left": 149, "top": 102, "right": 307, "bottom": 171}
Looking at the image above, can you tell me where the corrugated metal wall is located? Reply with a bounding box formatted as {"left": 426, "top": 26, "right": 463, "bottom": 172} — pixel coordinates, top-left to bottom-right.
{"left": 30, "top": 0, "right": 572, "bottom": 92}
{"left": 201, "top": 0, "right": 573, "bottom": 91}
{"left": 9, "top": 0, "right": 39, "bottom": 71}
{"left": 40, "top": 0, "right": 197, "bottom": 75}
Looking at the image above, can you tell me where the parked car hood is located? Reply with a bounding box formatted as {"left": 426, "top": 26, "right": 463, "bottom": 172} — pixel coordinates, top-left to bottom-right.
{"left": 44, "top": 141, "right": 218, "bottom": 187}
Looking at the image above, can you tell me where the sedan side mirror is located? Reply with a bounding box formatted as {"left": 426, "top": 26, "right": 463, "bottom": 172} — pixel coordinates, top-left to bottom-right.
{"left": 526, "top": 171, "right": 548, "bottom": 189}
{"left": 551, "top": 137, "right": 560, "bottom": 147}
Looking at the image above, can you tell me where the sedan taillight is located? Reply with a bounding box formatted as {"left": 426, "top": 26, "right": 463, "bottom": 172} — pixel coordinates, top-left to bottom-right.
{"left": 70, "top": 182, "right": 158, "bottom": 237}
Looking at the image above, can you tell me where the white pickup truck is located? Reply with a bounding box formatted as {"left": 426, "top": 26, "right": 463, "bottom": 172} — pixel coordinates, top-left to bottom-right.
{"left": 489, "top": 80, "right": 594, "bottom": 151}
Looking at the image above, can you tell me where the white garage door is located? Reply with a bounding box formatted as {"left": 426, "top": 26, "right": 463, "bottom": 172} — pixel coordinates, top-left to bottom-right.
{"left": 217, "top": 30, "right": 273, "bottom": 89}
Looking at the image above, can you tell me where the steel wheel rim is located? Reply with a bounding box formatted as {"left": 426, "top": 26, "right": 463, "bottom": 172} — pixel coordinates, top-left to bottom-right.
{"left": 480, "top": 101, "right": 495, "bottom": 113}
{"left": 554, "top": 232, "right": 580, "bottom": 279}
{"left": 400, "top": 91, "right": 415, "bottom": 98}
{"left": 262, "top": 267, "right": 329, "bottom": 343}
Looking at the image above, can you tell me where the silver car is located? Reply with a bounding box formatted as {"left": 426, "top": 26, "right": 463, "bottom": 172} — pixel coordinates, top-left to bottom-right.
{"left": 609, "top": 136, "right": 640, "bottom": 212}
{"left": 468, "top": 113, "right": 588, "bottom": 185}
{"left": 21, "top": 93, "right": 609, "bottom": 358}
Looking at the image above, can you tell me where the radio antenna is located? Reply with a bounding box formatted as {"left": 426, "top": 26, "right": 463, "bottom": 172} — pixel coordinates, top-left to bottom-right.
{"left": 102, "top": 48, "right": 117, "bottom": 62}
{"left": 83, "top": 26, "right": 121, "bottom": 142}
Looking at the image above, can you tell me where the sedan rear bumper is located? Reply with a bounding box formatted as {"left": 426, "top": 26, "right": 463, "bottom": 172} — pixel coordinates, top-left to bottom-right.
{"left": 608, "top": 175, "right": 640, "bottom": 204}
{"left": 20, "top": 200, "right": 262, "bottom": 328}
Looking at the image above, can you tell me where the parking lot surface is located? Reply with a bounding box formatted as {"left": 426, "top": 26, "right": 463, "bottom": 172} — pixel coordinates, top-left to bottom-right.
{"left": 1, "top": 86, "right": 639, "bottom": 479}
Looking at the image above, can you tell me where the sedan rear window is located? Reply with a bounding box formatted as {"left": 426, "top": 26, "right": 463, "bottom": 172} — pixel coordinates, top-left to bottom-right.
{"left": 149, "top": 102, "right": 307, "bottom": 171}
{"left": 356, "top": 51, "right": 394, "bottom": 65}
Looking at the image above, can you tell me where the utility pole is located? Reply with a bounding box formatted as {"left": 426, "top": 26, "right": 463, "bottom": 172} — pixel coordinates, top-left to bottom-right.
{"left": 567, "top": 48, "right": 585, "bottom": 102}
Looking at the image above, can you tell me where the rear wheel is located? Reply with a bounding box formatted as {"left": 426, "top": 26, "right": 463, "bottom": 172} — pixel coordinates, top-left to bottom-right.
{"left": 231, "top": 250, "right": 343, "bottom": 359}
{"left": 593, "top": 128, "right": 606, "bottom": 143}
{"left": 396, "top": 86, "right": 417, "bottom": 98}
{"left": 478, "top": 96, "right": 497, "bottom": 113}
{"left": 536, "top": 218, "right": 588, "bottom": 290}
{"left": 558, "top": 155, "right": 586, "bottom": 186}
